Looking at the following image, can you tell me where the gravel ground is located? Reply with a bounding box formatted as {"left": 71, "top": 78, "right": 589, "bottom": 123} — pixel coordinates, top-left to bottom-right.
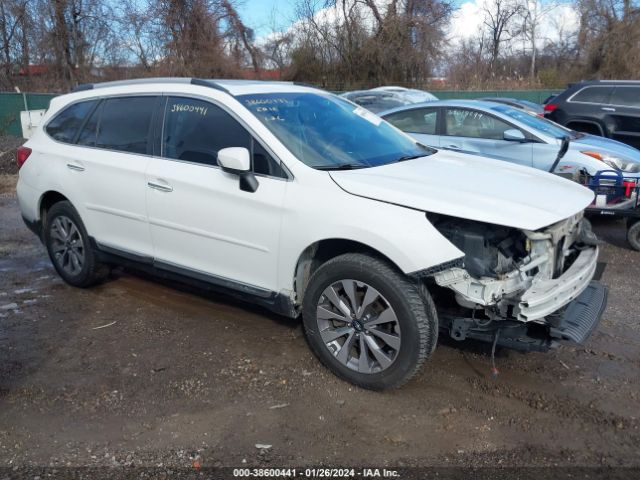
{"left": 0, "top": 174, "right": 639, "bottom": 476}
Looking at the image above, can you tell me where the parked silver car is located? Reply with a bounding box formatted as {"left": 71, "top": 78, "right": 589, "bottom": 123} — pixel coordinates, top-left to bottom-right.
{"left": 341, "top": 87, "right": 438, "bottom": 113}
{"left": 381, "top": 100, "right": 640, "bottom": 177}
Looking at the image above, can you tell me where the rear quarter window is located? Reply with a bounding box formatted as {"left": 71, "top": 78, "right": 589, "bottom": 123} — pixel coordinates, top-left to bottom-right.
{"left": 46, "top": 100, "right": 97, "bottom": 143}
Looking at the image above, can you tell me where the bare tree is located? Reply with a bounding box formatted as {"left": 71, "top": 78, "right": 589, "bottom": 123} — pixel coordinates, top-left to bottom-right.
{"left": 482, "top": 0, "right": 523, "bottom": 70}
{"left": 519, "top": 0, "right": 558, "bottom": 78}
{"left": 0, "top": 0, "right": 30, "bottom": 88}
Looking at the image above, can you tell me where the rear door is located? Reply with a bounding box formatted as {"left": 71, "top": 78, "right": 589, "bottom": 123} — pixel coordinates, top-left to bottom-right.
{"left": 382, "top": 107, "right": 440, "bottom": 147}
{"left": 58, "top": 95, "right": 159, "bottom": 257}
{"left": 145, "top": 96, "right": 288, "bottom": 291}
{"left": 608, "top": 86, "right": 640, "bottom": 149}
{"left": 565, "top": 85, "right": 614, "bottom": 135}
{"left": 441, "top": 107, "right": 533, "bottom": 167}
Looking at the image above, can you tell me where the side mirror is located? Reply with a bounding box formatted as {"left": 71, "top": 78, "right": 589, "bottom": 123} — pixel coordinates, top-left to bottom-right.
{"left": 217, "top": 147, "right": 259, "bottom": 193}
{"left": 503, "top": 129, "right": 526, "bottom": 142}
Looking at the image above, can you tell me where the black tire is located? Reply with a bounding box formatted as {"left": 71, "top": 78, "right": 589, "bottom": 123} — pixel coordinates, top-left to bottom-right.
{"left": 627, "top": 219, "right": 640, "bottom": 251}
{"left": 44, "top": 201, "right": 109, "bottom": 288}
{"left": 302, "top": 253, "right": 437, "bottom": 390}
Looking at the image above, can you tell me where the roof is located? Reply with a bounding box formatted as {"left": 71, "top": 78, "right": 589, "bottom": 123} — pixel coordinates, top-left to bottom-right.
{"left": 379, "top": 99, "right": 505, "bottom": 115}
{"left": 72, "top": 77, "right": 318, "bottom": 96}
{"left": 573, "top": 80, "right": 640, "bottom": 86}
{"left": 18, "top": 64, "right": 50, "bottom": 76}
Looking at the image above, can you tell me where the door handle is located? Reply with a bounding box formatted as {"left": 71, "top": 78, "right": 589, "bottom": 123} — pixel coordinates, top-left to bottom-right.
{"left": 147, "top": 181, "right": 173, "bottom": 193}
{"left": 66, "top": 163, "right": 85, "bottom": 172}
{"left": 602, "top": 107, "right": 616, "bottom": 112}
{"left": 446, "top": 144, "right": 461, "bottom": 150}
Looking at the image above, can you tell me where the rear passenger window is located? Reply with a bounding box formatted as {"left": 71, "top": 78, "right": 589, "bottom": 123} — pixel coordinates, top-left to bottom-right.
{"left": 46, "top": 100, "right": 96, "bottom": 143}
{"left": 96, "top": 97, "right": 156, "bottom": 154}
{"left": 163, "top": 97, "right": 286, "bottom": 177}
{"left": 385, "top": 108, "right": 438, "bottom": 134}
{"left": 610, "top": 87, "right": 640, "bottom": 107}
{"left": 571, "top": 87, "right": 613, "bottom": 104}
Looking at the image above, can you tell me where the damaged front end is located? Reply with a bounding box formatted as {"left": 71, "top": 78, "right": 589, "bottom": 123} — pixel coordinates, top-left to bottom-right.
{"left": 423, "top": 212, "right": 608, "bottom": 352}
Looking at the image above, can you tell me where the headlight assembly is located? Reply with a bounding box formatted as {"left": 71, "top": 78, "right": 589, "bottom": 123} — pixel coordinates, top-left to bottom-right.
{"left": 581, "top": 151, "right": 640, "bottom": 173}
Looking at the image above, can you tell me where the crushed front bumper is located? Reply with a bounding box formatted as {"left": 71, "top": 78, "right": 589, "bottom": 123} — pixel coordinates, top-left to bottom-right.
{"left": 519, "top": 246, "right": 599, "bottom": 321}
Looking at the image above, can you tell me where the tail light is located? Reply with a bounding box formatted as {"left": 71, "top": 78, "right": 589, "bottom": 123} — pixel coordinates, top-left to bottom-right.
{"left": 543, "top": 103, "right": 558, "bottom": 113}
{"left": 16, "top": 146, "right": 32, "bottom": 169}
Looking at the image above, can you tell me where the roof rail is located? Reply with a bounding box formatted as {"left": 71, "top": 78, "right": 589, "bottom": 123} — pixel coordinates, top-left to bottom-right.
{"left": 70, "top": 77, "right": 231, "bottom": 95}
{"left": 293, "top": 81, "right": 317, "bottom": 88}
{"left": 190, "top": 78, "right": 230, "bottom": 94}
{"left": 72, "top": 83, "right": 94, "bottom": 92}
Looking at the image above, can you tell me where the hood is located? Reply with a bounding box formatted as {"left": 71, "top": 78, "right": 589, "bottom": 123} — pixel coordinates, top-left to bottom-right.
{"left": 330, "top": 150, "right": 594, "bottom": 231}
{"left": 569, "top": 134, "right": 640, "bottom": 163}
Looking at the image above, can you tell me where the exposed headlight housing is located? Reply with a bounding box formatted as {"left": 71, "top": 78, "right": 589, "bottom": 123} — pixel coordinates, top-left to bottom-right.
{"left": 581, "top": 151, "right": 640, "bottom": 173}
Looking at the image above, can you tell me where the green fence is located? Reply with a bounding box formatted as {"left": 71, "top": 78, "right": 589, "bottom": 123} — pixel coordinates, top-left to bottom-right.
{"left": 0, "top": 93, "right": 56, "bottom": 136}
{"left": 433, "top": 89, "right": 558, "bottom": 103}
{"left": 0, "top": 89, "right": 559, "bottom": 137}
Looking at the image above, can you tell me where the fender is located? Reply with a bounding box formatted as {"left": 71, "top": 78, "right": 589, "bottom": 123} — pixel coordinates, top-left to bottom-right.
{"left": 277, "top": 179, "right": 464, "bottom": 293}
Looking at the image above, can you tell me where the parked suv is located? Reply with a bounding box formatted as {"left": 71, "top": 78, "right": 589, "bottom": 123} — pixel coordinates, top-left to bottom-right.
{"left": 17, "top": 79, "right": 607, "bottom": 390}
{"left": 544, "top": 80, "right": 640, "bottom": 149}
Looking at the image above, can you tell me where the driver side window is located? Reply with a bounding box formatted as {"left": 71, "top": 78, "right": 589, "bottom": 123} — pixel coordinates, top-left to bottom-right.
{"left": 163, "top": 97, "right": 286, "bottom": 177}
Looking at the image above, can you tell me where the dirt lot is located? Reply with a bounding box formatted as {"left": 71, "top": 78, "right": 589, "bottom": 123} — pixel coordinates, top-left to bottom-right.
{"left": 0, "top": 166, "right": 639, "bottom": 473}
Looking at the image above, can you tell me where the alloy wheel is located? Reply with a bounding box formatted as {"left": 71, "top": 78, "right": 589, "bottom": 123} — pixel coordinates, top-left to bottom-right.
{"left": 316, "top": 279, "right": 401, "bottom": 374}
{"left": 49, "top": 215, "right": 85, "bottom": 276}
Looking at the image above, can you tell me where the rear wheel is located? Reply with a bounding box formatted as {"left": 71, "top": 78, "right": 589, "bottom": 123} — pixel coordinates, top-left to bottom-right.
{"left": 302, "top": 253, "right": 437, "bottom": 390}
{"left": 627, "top": 218, "right": 640, "bottom": 251}
{"left": 44, "top": 201, "right": 109, "bottom": 287}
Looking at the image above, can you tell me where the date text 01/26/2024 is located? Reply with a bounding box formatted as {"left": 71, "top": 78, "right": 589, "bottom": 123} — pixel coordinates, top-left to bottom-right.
{"left": 233, "top": 468, "right": 400, "bottom": 478}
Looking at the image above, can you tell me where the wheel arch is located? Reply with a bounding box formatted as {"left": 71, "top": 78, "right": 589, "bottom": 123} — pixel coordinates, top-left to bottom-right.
{"left": 293, "top": 238, "right": 404, "bottom": 304}
{"left": 38, "top": 190, "right": 70, "bottom": 223}
{"left": 566, "top": 119, "right": 605, "bottom": 136}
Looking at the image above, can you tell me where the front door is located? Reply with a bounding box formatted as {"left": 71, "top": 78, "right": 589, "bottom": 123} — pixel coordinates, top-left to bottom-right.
{"left": 145, "top": 96, "right": 289, "bottom": 291}
{"left": 441, "top": 107, "right": 533, "bottom": 167}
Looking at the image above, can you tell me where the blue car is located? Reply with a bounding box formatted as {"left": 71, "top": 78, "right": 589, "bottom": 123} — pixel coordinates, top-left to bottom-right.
{"left": 380, "top": 100, "right": 640, "bottom": 177}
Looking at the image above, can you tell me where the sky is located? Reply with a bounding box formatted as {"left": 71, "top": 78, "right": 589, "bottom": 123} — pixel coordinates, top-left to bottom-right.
{"left": 237, "top": 0, "right": 298, "bottom": 38}
{"left": 238, "top": 0, "right": 578, "bottom": 48}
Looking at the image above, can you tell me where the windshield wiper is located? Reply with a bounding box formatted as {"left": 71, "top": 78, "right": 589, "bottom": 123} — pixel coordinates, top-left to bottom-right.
{"left": 393, "top": 154, "right": 425, "bottom": 162}
{"left": 314, "top": 163, "right": 368, "bottom": 171}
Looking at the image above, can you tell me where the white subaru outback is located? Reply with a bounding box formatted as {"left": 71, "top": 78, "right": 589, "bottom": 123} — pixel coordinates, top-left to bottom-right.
{"left": 16, "top": 79, "right": 607, "bottom": 389}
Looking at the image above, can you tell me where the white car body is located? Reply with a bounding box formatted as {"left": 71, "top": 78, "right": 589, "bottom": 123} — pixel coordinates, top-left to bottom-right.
{"left": 16, "top": 79, "right": 607, "bottom": 385}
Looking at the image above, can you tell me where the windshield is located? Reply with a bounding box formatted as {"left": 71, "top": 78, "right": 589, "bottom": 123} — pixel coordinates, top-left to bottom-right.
{"left": 490, "top": 104, "right": 572, "bottom": 139}
{"left": 239, "top": 92, "right": 434, "bottom": 169}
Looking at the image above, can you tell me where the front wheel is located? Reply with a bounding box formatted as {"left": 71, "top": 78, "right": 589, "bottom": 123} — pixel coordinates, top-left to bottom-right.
{"left": 627, "top": 218, "right": 640, "bottom": 251}
{"left": 302, "top": 253, "right": 438, "bottom": 390}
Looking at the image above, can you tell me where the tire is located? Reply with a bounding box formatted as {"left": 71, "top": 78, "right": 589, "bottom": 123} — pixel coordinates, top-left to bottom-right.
{"left": 44, "top": 201, "right": 109, "bottom": 288}
{"left": 302, "top": 253, "right": 438, "bottom": 390}
{"left": 627, "top": 218, "right": 640, "bottom": 251}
